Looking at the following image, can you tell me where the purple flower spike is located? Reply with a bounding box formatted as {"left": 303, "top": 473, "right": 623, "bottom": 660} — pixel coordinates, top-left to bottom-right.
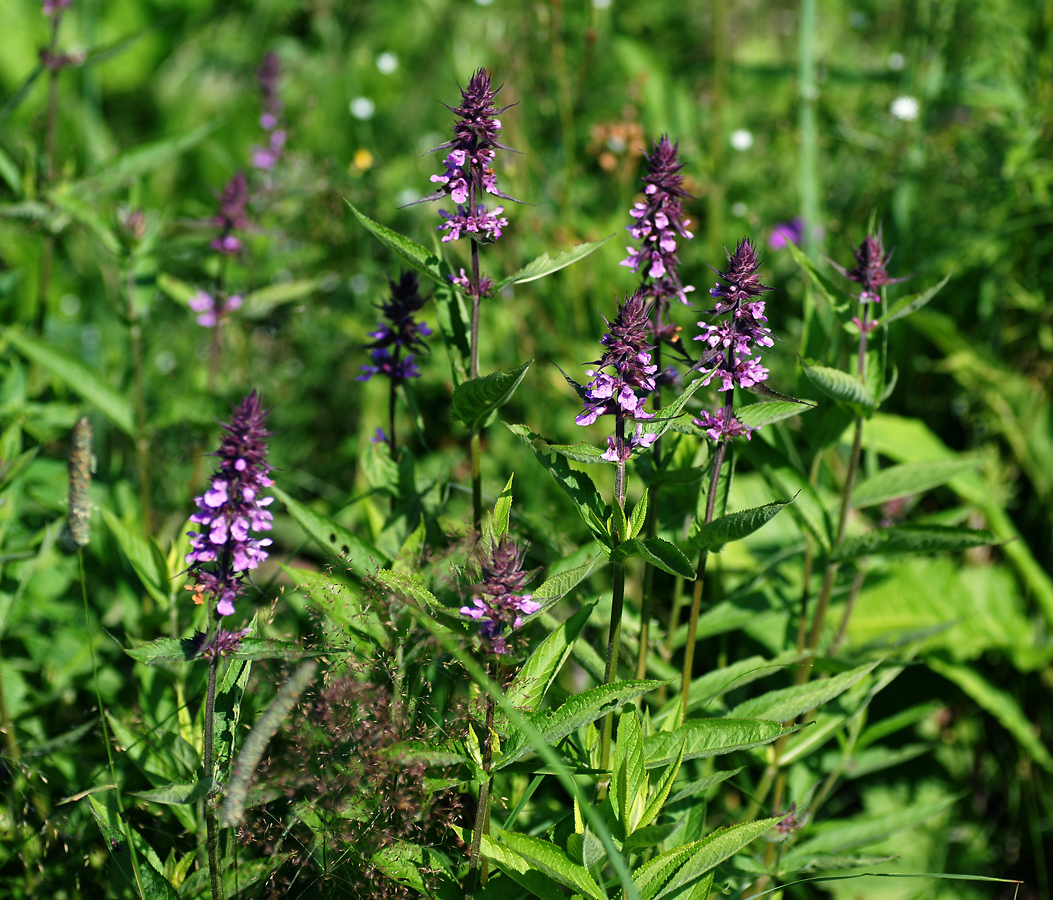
{"left": 621, "top": 135, "right": 695, "bottom": 313}
{"left": 189, "top": 290, "right": 243, "bottom": 328}
{"left": 460, "top": 536, "right": 539, "bottom": 656}
{"left": 768, "top": 217, "right": 805, "bottom": 250}
{"left": 694, "top": 239, "right": 776, "bottom": 438}
{"left": 211, "top": 172, "right": 249, "bottom": 255}
{"left": 417, "top": 69, "right": 520, "bottom": 244}
{"left": 358, "top": 272, "right": 431, "bottom": 384}
{"left": 253, "top": 52, "right": 286, "bottom": 170}
{"left": 830, "top": 225, "right": 909, "bottom": 303}
{"left": 186, "top": 392, "right": 274, "bottom": 618}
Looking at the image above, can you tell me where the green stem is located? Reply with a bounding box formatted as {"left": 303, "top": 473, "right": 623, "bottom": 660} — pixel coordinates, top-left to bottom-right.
{"left": 203, "top": 650, "right": 221, "bottom": 900}
{"left": 466, "top": 662, "right": 496, "bottom": 899}
{"left": 798, "top": 0, "right": 820, "bottom": 256}
{"left": 127, "top": 265, "right": 152, "bottom": 537}
{"left": 600, "top": 420, "right": 628, "bottom": 773}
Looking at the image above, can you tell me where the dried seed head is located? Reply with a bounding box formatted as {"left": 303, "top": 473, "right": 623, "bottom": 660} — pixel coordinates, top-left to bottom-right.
{"left": 68, "top": 417, "right": 93, "bottom": 547}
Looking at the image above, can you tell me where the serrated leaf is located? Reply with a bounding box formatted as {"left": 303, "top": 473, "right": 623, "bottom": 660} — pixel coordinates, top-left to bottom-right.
{"left": 345, "top": 200, "right": 445, "bottom": 283}
{"left": 132, "top": 778, "right": 213, "bottom": 806}
{"left": 612, "top": 710, "right": 646, "bottom": 832}
{"left": 531, "top": 558, "right": 599, "bottom": 603}
{"left": 728, "top": 660, "right": 880, "bottom": 722}
{"left": 497, "top": 680, "right": 662, "bottom": 769}
{"left": 645, "top": 719, "right": 797, "bottom": 768}
{"left": 850, "top": 458, "right": 983, "bottom": 509}
{"left": 243, "top": 279, "right": 322, "bottom": 318}
{"left": 638, "top": 740, "right": 684, "bottom": 831}
{"left": 623, "top": 821, "right": 684, "bottom": 857}
{"left": 496, "top": 236, "right": 612, "bottom": 289}
{"left": 505, "top": 604, "right": 592, "bottom": 714}
{"left": 654, "top": 819, "right": 779, "bottom": 900}
{"left": 124, "top": 637, "right": 196, "bottom": 664}
{"left": 102, "top": 508, "right": 171, "bottom": 608}
{"left": 612, "top": 537, "right": 694, "bottom": 578}
{"left": 832, "top": 524, "right": 998, "bottom": 562}
{"left": 544, "top": 440, "right": 612, "bottom": 464}
{"left": 674, "top": 652, "right": 802, "bottom": 719}
{"left": 928, "top": 658, "right": 1053, "bottom": 772}
{"left": 507, "top": 423, "right": 607, "bottom": 536}
{"left": 479, "top": 834, "right": 566, "bottom": 900}
{"left": 877, "top": 264, "right": 956, "bottom": 326}
{"left": 5, "top": 329, "right": 135, "bottom": 435}
{"left": 736, "top": 399, "right": 815, "bottom": 429}
{"left": 667, "top": 768, "right": 743, "bottom": 805}
{"left": 628, "top": 489, "right": 649, "bottom": 539}
{"left": 495, "top": 832, "right": 604, "bottom": 900}
{"left": 452, "top": 361, "right": 532, "bottom": 430}
{"left": 272, "top": 484, "right": 388, "bottom": 566}
{"left": 688, "top": 499, "right": 792, "bottom": 553}
{"left": 493, "top": 473, "right": 514, "bottom": 540}
{"left": 802, "top": 361, "right": 876, "bottom": 413}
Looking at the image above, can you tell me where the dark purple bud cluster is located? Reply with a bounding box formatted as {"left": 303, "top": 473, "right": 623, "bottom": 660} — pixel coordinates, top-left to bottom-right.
{"left": 357, "top": 272, "right": 432, "bottom": 383}
{"left": 693, "top": 239, "right": 774, "bottom": 441}
{"left": 420, "top": 69, "right": 518, "bottom": 244}
{"left": 830, "top": 225, "right": 904, "bottom": 304}
{"left": 460, "top": 536, "right": 540, "bottom": 655}
{"left": 186, "top": 392, "right": 274, "bottom": 618}
{"left": 621, "top": 136, "right": 695, "bottom": 310}
{"left": 211, "top": 172, "right": 249, "bottom": 255}
{"left": 252, "top": 51, "right": 286, "bottom": 171}
{"left": 576, "top": 291, "right": 659, "bottom": 462}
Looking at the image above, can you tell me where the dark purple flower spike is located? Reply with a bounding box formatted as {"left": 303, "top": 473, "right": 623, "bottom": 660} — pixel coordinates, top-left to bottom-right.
{"left": 829, "top": 224, "right": 910, "bottom": 304}
{"left": 186, "top": 391, "right": 274, "bottom": 618}
{"left": 211, "top": 172, "right": 249, "bottom": 255}
{"left": 460, "top": 535, "right": 540, "bottom": 656}
{"left": 357, "top": 272, "right": 432, "bottom": 384}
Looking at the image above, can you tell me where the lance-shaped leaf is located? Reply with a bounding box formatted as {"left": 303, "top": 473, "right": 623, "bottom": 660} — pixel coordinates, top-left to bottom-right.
{"left": 102, "top": 509, "right": 171, "bottom": 608}
{"left": 505, "top": 604, "right": 593, "bottom": 714}
{"left": 877, "top": 264, "right": 957, "bottom": 327}
{"left": 272, "top": 484, "right": 389, "bottom": 566}
{"left": 728, "top": 660, "right": 880, "bottom": 722}
{"left": 645, "top": 719, "right": 797, "bottom": 768}
{"left": 433, "top": 280, "right": 470, "bottom": 386}
{"left": 5, "top": 329, "right": 135, "bottom": 435}
{"left": 494, "top": 832, "right": 605, "bottom": 900}
{"left": 479, "top": 834, "right": 566, "bottom": 900}
{"left": 611, "top": 710, "right": 647, "bottom": 833}
{"left": 801, "top": 361, "right": 877, "bottom": 414}
{"left": 531, "top": 558, "right": 599, "bottom": 604}
{"left": 492, "top": 473, "right": 514, "bottom": 540}
{"left": 371, "top": 568, "right": 443, "bottom": 611}
{"left": 688, "top": 499, "right": 793, "bottom": 553}
{"left": 831, "top": 524, "right": 998, "bottom": 562}
{"left": 497, "top": 679, "right": 662, "bottom": 769}
{"left": 495, "top": 236, "right": 612, "bottom": 289}
{"left": 737, "top": 399, "right": 816, "bottom": 430}
{"left": 850, "top": 458, "right": 983, "bottom": 509}
{"left": 452, "top": 361, "right": 532, "bottom": 430}
{"left": 243, "top": 278, "right": 323, "bottom": 318}
{"left": 637, "top": 740, "right": 685, "bottom": 832}
{"left": 345, "top": 200, "right": 445, "bottom": 284}
{"left": 611, "top": 537, "right": 694, "bottom": 579}
{"left": 507, "top": 423, "right": 608, "bottom": 537}
{"left": 132, "top": 778, "right": 213, "bottom": 806}
{"left": 784, "top": 240, "right": 850, "bottom": 311}
{"left": 86, "top": 795, "right": 180, "bottom": 900}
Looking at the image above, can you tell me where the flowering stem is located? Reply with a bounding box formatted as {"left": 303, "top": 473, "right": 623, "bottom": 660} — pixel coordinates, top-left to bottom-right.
{"left": 203, "top": 649, "right": 221, "bottom": 900}
{"left": 680, "top": 436, "right": 727, "bottom": 725}
{"left": 636, "top": 315, "right": 663, "bottom": 680}
{"left": 466, "top": 662, "right": 496, "bottom": 898}
{"left": 469, "top": 198, "right": 484, "bottom": 530}
{"left": 600, "top": 418, "right": 628, "bottom": 772}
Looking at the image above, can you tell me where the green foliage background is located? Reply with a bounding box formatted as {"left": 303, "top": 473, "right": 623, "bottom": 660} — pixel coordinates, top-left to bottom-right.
{"left": 0, "top": 0, "right": 1051, "bottom": 897}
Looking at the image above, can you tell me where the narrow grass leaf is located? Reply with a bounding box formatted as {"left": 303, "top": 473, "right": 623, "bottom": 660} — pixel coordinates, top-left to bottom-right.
{"left": 272, "top": 484, "right": 389, "bottom": 566}
{"left": 221, "top": 660, "right": 318, "bottom": 827}
{"left": 6, "top": 330, "right": 135, "bottom": 435}
{"left": 928, "top": 658, "right": 1053, "bottom": 771}
{"left": 102, "top": 509, "right": 170, "bottom": 608}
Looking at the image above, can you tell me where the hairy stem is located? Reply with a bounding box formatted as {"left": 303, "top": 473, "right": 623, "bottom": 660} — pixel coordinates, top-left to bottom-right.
{"left": 600, "top": 418, "right": 628, "bottom": 773}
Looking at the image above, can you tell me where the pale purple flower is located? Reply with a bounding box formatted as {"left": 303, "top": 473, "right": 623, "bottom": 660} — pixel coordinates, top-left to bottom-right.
{"left": 693, "top": 407, "right": 755, "bottom": 442}
{"left": 188, "top": 290, "right": 243, "bottom": 328}
{"left": 768, "top": 218, "right": 805, "bottom": 250}
{"left": 460, "top": 536, "right": 539, "bottom": 656}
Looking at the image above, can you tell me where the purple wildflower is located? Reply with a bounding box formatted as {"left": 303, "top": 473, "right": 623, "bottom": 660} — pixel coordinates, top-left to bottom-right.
{"left": 830, "top": 225, "right": 907, "bottom": 304}
{"left": 357, "top": 272, "right": 431, "bottom": 384}
{"left": 41, "top": 0, "right": 71, "bottom": 16}
{"left": 252, "top": 52, "right": 286, "bottom": 170}
{"left": 460, "top": 536, "right": 540, "bottom": 656}
{"left": 188, "top": 290, "right": 243, "bottom": 328}
{"left": 418, "top": 69, "right": 519, "bottom": 244}
{"left": 694, "top": 239, "right": 775, "bottom": 440}
{"left": 621, "top": 136, "right": 695, "bottom": 310}
{"left": 768, "top": 217, "right": 805, "bottom": 250}
{"left": 449, "top": 268, "right": 493, "bottom": 298}
{"left": 575, "top": 291, "right": 658, "bottom": 458}
{"left": 211, "top": 172, "right": 249, "bottom": 255}
{"left": 186, "top": 392, "right": 274, "bottom": 618}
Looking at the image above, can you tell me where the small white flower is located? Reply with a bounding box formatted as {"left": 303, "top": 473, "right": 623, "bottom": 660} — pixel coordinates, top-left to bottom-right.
{"left": 349, "top": 97, "right": 375, "bottom": 120}
{"left": 887, "top": 52, "right": 905, "bottom": 71}
{"left": 729, "top": 129, "right": 754, "bottom": 151}
{"left": 731, "top": 202, "right": 748, "bottom": 218}
{"left": 592, "top": 0, "right": 612, "bottom": 8}
{"left": 376, "top": 52, "right": 398, "bottom": 74}
{"left": 890, "top": 95, "right": 919, "bottom": 121}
